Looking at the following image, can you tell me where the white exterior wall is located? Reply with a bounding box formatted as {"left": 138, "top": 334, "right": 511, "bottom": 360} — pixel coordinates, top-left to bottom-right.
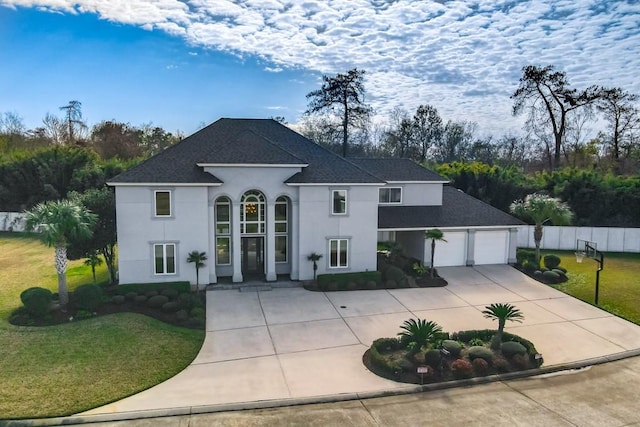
{"left": 116, "top": 186, "right": 210, "bottom": 285}
{"left": 384, "top": 183, "right": 443, "bottom": 206}
{"left": 297, "top": 185, "right": 379, "bottom": 280}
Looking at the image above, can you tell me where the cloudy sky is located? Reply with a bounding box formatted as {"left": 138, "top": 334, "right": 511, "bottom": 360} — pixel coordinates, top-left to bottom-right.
{"left": 1, "top": 0, "right": 639, "bottom": 137}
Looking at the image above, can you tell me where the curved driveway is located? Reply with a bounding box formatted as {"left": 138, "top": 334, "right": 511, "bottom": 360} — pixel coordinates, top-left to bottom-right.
{"left": 84, "top": 265, "right": 640, "bottom": 416}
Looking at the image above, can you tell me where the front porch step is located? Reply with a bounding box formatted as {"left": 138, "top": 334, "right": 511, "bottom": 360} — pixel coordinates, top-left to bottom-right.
{"left": 207, "top": 281, "right": 303, "bottom": 292}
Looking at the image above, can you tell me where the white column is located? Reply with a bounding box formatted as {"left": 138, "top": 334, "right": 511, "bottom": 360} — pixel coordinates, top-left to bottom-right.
{"left": 466, "top": 229, "right": 476, "bottom": 266}
{"left": 207, "top": 203, "right": 217, "bottom": 285}
{"left": 290, "top": 200, "right": 300, "bottom": 280}
{"left": 232, "top": 201, "right": 243, "bottom": 283}
{"left": 508, "top": 228, "right": 518, "bottom": 264}
{"left": 265, "top": 199, "right": 277, "bottom": 281}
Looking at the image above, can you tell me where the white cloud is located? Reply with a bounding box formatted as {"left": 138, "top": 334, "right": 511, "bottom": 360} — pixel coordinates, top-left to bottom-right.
{"left": 3, "top": 0, "right": 639, "bottom": 134}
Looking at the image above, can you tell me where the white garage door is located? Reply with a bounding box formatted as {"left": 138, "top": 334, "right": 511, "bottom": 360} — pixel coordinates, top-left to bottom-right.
{"left": 433, "top": 231, "right": 467, "bottom": 267}
{"left": 474, "top": 230, "right": 509, "bottom": 265}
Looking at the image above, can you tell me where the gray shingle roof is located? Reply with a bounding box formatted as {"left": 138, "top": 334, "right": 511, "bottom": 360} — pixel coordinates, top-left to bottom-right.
{"left": 378, "top": 186, "right": 525, "bottom": 229}
{"left": 109, "top": 118, "right": 383, "bottom": 185}
{"left": 348, "top": 158, "right": 448, "bottom": 182}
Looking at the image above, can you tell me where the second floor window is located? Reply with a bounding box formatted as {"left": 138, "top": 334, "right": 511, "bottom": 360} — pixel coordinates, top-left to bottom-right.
{"left": 332, "top": 190, "right": 347, "bottom": 215}
{"left": 154, "top": 191, "right": 171, "bottom": 216}
{"left": 379, "top": 187, "right": 402, "bottom": 204}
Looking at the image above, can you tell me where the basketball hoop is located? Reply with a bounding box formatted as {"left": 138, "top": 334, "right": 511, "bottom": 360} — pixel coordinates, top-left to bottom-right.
{"left": 575, "top": 251, "right": 586, "bottom": 263}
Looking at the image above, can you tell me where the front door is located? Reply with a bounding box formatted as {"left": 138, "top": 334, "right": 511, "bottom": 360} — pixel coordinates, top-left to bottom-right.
{"left": 241, "top": 237, "right": 264, "bottom": 279}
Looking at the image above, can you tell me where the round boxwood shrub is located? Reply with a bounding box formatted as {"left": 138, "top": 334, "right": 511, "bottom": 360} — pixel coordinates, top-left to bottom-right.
{"left": 522, "top": 260, "right": 537, "bottom": 274}
{"left": 147, "top": 295, "right": 170, "bottom": 308}
{"left": 111, "top": 295, "right": 126, "bottom": 305}
{"left": 552, "top": 269, "right": 568, "bottom": 282}
{"left": 542, "top": 270, "right": 561, "bottom": 284}
{"left": 190, "top": 307, "right": 205, "bottom": 319}
{"left": 160, "top": 288, "right": 179, "bottom": 300}
{"left": 424, "top": 349, "right": 441, "bottom": 368}
{"left": 162, "top": 301, "right": 181, "bottom": 313}
{"left": 554, "top": 266, "right": 567, "bottom": 273}
{"left": 543, "top": 254, "right": 561, "bottom": 270}
{"left": 501, "top": 341, "right": 527, "bottom": 358}
{"left": 533, "top": 270, "right": 543, "bottom": 278}
{"left": 145, "top": 290, "right": 159, "bottom": 298}
{"left": 441, "top": 340, "right": 463, "bottom": 358}
{"left": 472, "top": 358, "right": 489, "bottom": 376}
{"left": 451, "top": 359, "right": 473, "bottom": 379}
{"left": 366, "top": 280, "right": 378, "bottom": 290}
{"left": 20, "top": 287, "right": 53, "bottom": 318}
{"left": 176, "top": 309, "right": 189, "bottom": 321}
{"left": 125, "top": 291, "right": 138, "bottom": 301}
{"left": 467, "top": 346, "right": 494, "bottom": 363}
{"left": 73, "top": 284, "right": 104, "bottom": 311}
{"left": 385, "top": 266, "right": 407, "bottom": 287}
{"left": 134, "top": 295, "right": 148, "bottom": 304}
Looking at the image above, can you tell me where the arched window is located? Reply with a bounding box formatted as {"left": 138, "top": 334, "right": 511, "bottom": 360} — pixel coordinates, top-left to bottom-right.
{"left": 241, "top": 190, "right": 265, "bottom": 234}
{"left": 215, "top": 196, "right": 231, "bottom": 265}
{"left": 275, "top": 196, "right": 289, "bottom": 263}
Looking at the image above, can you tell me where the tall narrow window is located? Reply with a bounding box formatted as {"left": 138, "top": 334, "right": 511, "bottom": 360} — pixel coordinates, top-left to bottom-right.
{"left": 154, "top": 190, "right": 171, "bottom": 216}
{"left": 215, "top": 197, "right": 231, "bottom": 265}
{"left": 332, "top": 190, "right": 347, "bottom": 215}
{"left": 241, "top": 190, "right": 265, "bottom": 234}
{"left": 329, "top": 239, "right": 348, "bottom": 268}
{"left": 379, "top": 187, "right": 402, "bottom": 204}
{"left": 154, "top": 243, "right": 176, "bottom": 274}
{"left": 275, "top": 196, "right": 288, "bottom": 263}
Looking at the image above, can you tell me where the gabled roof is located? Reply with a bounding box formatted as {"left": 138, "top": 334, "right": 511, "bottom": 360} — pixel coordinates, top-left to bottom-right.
{"left": 109, "top": 118, "right": 383, "bottom": 185}
{"left": 349, "top": 158, "right": 448, "bottom": 182}
{"left": 378, "top": 186, "right": 525, "bottom": 229}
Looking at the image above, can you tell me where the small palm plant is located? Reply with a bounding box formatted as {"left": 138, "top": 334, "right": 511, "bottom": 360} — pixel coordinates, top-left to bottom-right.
{"left": 307, "top": 252, "right": 323, "bottom": 281}
{"left": 84, "top": 251, "right": 103, "bottom": 284}
{"left": 398, "top": 318, "right": 443, "bottom": 358}
{"left": 482, "top": 303, "right": 524, "bottom": 349}
{"left": 424, "top": 229, "right": 447, "bottom": 277}
{"left": 187, "top": 251, "right": 207, "bottom": 291}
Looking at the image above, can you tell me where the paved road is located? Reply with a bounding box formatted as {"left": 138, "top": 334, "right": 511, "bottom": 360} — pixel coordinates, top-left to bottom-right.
{"left": 64, "top": 355, "right": 640, "bottom": 427}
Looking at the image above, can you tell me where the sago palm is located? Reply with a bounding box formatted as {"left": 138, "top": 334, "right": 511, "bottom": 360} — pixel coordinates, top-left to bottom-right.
{"left": 25, "top": 200, "right": 97, "bottom": 307}
{"left": 482, "top": 303, "right": 524, "bottom": 349}
{"left": 398, "top": 318, "right": 443, "bottom": 356}
{"left": 424, "top": 229, "right": 447, "bottom": 277}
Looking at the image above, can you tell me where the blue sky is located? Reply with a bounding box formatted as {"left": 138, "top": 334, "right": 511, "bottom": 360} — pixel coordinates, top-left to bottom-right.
{"left": 1, "top": 1, "right": 639, "bottom": 137}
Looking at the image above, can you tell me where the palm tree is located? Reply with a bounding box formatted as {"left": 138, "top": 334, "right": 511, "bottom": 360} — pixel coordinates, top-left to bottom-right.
{"left": 25, "top": 200, "right": 97, "bottom": 308}
{"left": 307, "top": 252, "right": 323, "bottom": 281}
{"left": 398, "top": 318, "right": 443, "bottom": 358}
{"left": 424, "top": 229, "right": 447, "bottom": 277}
{"left": 187, "top": 251, "right": 207, "bottom": 291}
{"left": 510, "top": 193, "right": 573, "bottom": 265}
{"left": 482, "top": 303, "right": 524, "bottom": 349}
{"left": 84, "top": 251, "right": 103, "bottom": 284}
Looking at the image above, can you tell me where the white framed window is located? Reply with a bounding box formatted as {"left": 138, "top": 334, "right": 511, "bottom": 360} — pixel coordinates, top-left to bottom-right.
{"left": 154, "top": 190, "right": 171, "bottom": 217}
{"left": 329, "top": 239, "right": 348, "bottom": 268}
{"left": 275, "top": 196, "right": 288, "bottom": 263}
{"left": 241, "top": 190, "right": 265, "bottom": 234}
{"left": 379, "top": 187, "right": 402, "bottom": 204}
{"left": 332, "top": 190, "right": 347, "bottom": 215}
{"left": 154, "top": 243, "right": 176, "bottom": 275}
{"left": 215, "top": 197, "right": 231, "bottom": 265}
{"left": 275, "top": 235, "right": 287, "bottom": 263}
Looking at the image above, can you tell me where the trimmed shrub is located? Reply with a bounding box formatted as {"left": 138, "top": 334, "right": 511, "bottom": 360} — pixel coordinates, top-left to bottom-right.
{"left": 134, "top": 295, "right": 148, "bottom": 304}
{"left": 501, "top": 341, "right": 527, "bottom": 358}
{"left": 20, "top": 287, "right": 53, "bottom": 318}
{"left": 117, "top": 282, "right": 191, "bottom": 294}
{"left": 542, "top": 270, "right": 561, "bottom": 284}
{"left": 543, "top": 254, "right": 561, "bottom": 270}
{"left": 125, "top": 291, "right": 138, "bottom": 301}
{"left": 190, "top": 307, "right": 205, "bottom": 319}
{"left": 162, "top": 301, "right": 181, "bottom": 313}
{"left": 522, "top": 260, "right": 537, "bottom": 274}
{"left": 451, "top": 359, "right": 473, "bottom": 379}
{"left": 176, "top": 309, "right": 189, "bottom": 321}
{"left": 493, "top": 356, "right": 510, "bottom": 373}
{"left": 366, "top": 280, "right": 378, "bottom": 290}
{"left": 516, "top": 248, "right": 537, "bottom": 266}
{"left": 468, "top": 338, "right": 485, "bottom": 347}
{"left": 441, "top": 340, "right": 463, "bottom": 358}
{"left": 317, "top": 271, "right": 382, "bottom": 289}
{"left": 161, "top": 288, "right": 179, "bottom": 300}
{"left": 73, "top": 284, "right": 104, "bottom": 311}
{"left": 145, "top": 290, "right": 159, "bottom": 298}
{"left": 511, "top": 353, "right": 530, "bottom": 370}
{"left": 552, "top": 269, "right": 568, "bottom": 281}
{"left": 533, "top": 270, "right": 543, "bottom": 278}
{"left": 424, "top": 349, "right": 441, "bottom": 368}
{"left": 147, "top": 295, "right": 169, "bottom": 308}
{"left": 373, "top": 337, "right": 404, "bottom": 352}
{"left": 385, "top": 266, "right": 407, "bottom": 286}
{"left": 452, "top": 330, "right": 495, "bottom": 343}
{"left": 467, "top": 346, "right": 494, "bottom": 363}
{"left": 554, "top": 266, "right": 567, "bottom": 273}
{"left": 472, "top": 358, "right": 489, "bottom": 376}
{"left": 111, "top": 295, "right": 126, "bottom": 305}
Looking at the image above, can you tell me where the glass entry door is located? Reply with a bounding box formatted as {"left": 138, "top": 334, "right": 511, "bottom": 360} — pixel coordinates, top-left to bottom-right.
{"left": 241, "top": 237, "right": 264, "bottom": 278}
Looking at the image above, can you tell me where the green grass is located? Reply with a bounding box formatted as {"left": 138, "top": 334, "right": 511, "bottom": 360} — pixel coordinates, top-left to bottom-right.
{"left": 0, "top": 233, "right": 205, "bottom": 419}
{"left": 542, "top": 250, "right": 640, "bottom": 324}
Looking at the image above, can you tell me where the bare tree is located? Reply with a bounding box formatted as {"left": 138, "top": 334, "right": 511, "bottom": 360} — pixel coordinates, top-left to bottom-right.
{"left": 597, "top": 87, "right": 639, "bottom": 162}
{"left": 60, "top": 100, "right": 87, "bottom": 144}
{"left": 305, "top": 68, "right": 373, "bottom": 157}
{"left": 511, "top": 65, "right": 603, "bottom": 169}
{"left": 412, "top": 105, "right": 443, "bottom": 163}
{"left": 39, "top": 113, "right": 66, "bottom": 145}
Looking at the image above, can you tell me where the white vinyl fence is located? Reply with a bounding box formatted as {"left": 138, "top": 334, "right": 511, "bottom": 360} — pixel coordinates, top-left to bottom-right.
{"left": 0, "top": 212, "right": 26, "bottom": 232}
{"left": 517, "top": 225, "right": 640, "bottom": 253}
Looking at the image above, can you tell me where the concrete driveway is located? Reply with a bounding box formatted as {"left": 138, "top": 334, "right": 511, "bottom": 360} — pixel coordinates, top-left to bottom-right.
{"left": 84, "top": 265, "right": 640, "bottom": 416}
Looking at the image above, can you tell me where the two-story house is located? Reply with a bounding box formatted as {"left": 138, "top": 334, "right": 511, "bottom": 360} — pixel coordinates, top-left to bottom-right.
{"left": 108, "top": 118, "right": 523, "bottom": 286}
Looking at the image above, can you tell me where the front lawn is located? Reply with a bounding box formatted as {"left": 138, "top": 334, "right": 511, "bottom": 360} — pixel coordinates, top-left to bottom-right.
{"left": 543, "top": 250, "right": 640, "bottom": 324}
{"left": 0, "top": 233, "right": 204, "bottom": 419}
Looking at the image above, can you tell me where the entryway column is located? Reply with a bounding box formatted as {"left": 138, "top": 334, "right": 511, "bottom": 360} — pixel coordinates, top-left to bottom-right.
{"left": 508, "top": 228, "right": 518, "bottom": 264}
{"left": 466, "top": 230, "right": 476, "bottom": 266}
{"left": 232, "top": 200, "right": 243, "bottom": 283}
{"left": 207, "top": 202, "right": 217, "bottom": 285}
{"left": 290, "top": 200, "right": 299, "bottom": 280}
{"left": 265, "top": 199, "right": 277, "bottom": 281}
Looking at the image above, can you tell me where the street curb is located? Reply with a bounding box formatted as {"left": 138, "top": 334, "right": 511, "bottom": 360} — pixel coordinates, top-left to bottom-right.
{"left": 5, "top": 349, "right": 640, "bottom": 427}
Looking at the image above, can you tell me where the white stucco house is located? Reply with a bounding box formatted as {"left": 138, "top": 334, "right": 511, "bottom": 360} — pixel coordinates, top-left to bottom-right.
{"left": 108, "top": 118, "right": 523, "bottom": 286}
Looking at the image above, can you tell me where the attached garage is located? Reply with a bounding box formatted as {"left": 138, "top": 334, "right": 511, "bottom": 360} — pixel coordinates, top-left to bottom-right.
{"left": 474, "top": 230, "right": 509, "bottom": 265}
{"left": 433, "top": 231, "right": 467, "bottom": 267}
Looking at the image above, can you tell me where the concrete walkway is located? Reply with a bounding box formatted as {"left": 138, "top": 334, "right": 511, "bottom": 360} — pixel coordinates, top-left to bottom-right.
{"left": 84, "top": 265, "right": 640, "bottom": 416}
